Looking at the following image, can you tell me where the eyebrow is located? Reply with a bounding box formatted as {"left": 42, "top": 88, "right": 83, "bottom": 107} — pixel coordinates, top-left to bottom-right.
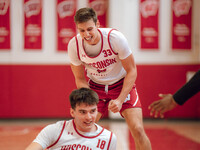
{"left": 78, "top": 108, "right": 97, "bottom": 112}
{"left": 78, "top": 26, "right": 94, "bottom": 31}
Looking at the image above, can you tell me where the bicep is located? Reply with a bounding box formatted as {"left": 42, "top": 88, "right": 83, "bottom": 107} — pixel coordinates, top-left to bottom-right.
{"left": 25, "top": 142, "right": 43, "bottom": 150}
{"left": 121, "top": 54, "right": 136, "bottom": 73}
{"left": 68, "top": 39, "right": 82, "bottom": 66}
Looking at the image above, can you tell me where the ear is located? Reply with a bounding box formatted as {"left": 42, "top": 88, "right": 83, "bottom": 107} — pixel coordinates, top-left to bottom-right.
{"left": 96, "top": 20, "right": 100, "bottom": 28}
{"left": 70, "top": 108, "right": 75, "bottom": 118}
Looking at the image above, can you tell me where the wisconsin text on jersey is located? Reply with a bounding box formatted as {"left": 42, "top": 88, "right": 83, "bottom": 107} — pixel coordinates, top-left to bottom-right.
{"left": 60, "top": 140, "right": 108, "bottom": 150}
{"left": 88, "top": 58, "right": 117, "bottom": 73}
{"left": 61, "top": 144, "right": 92, "bottom": 150}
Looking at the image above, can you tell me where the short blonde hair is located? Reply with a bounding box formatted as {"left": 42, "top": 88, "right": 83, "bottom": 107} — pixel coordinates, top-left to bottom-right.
{"left": 74, "top": 7, "right": 97, "bottom": 24}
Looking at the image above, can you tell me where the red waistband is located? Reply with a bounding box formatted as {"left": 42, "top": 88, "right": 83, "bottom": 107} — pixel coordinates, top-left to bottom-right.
{"left": 89, "top": 78, "right": 124, "bottom": 90}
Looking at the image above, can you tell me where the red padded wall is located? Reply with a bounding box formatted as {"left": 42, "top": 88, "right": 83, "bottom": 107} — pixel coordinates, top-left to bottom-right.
{"left": 0, "top": 64, "right": 199, "bottom": 118}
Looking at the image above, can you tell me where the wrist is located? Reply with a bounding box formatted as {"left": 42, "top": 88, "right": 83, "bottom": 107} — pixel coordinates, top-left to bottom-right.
{"left": 171, "top": 96, "right": 178, "bottom": 106}
{"left": 116, "top": 97, "right": 124, "bottom": 104}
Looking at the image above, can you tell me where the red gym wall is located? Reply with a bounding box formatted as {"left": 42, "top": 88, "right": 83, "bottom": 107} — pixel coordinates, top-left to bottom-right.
{"left": 0, "top": 64, "right": 199, "bottom": 119}
{"left": 0, "top": 0, "right": 199, "bottom": 119}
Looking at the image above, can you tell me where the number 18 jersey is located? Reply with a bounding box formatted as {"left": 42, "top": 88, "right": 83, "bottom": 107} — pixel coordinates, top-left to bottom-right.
{"left": 33, "top": 119, "right": 117, "bottom": 150}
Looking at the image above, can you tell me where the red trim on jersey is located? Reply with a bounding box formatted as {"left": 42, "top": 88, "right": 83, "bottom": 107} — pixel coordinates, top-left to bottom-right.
{"left": 46, "top": 121, "right": 66, "bottom": 149}
{"left": 75, "top": 36, "right": 80, "bottom": 60}
{"left": 107, "top": 132, "right": 113, "bottom": 150}
{"left": 72, "top": 119, "right": 105, "bottom": 138}
{"left": 82, "top": 29, "right": 103, "bottom": 58}
{"left": 108, "top": 29, "right": 118, "bottom": 55}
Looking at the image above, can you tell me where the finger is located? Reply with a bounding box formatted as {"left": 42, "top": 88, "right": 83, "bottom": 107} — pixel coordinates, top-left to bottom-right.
{"left": 152, "top": 104, "right": 165, "bottom": 118}
{"left": 158, "top": 93, "right": 168, "bottom": 98}
{"left": 149, "top": 101, "right": 162, "bottom": 115}
{"left": 109, "top": 103, "right": 120, "bottom": 113}
{"left": 160, "top": 112, "right": 164, "bottom": 118}
{"left": 159, "top": 107, "right": 168, "bottom": 118}
{"left": 150, "top": 108, "right": 155, "bottom": 116}
{"left": 154, "top": 110, "right": 159, "bottom": 118}
{"left": 111, "top": 107, "right": 119, "bottom": 113}
{"left": 148, "top": 101, "right": 160, "bottom": 109}
{"left": 158, "top": 93, "right": 164, "bottom": 98}
{"left": 108, "top": 101, "right": 113, "bottom": 109}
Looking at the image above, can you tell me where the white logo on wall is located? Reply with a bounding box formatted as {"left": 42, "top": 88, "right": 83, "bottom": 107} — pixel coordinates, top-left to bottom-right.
{"left": 140, "top": 0, "right": 159, "bottom": 18}
{"left": 174, "top": 24, "right": 190, "bottom": 42}
{"left": 173, "top": 0, "right": 191, "bottom": 17}
{"left": 90, "top": 0, "right": 107, "bottom": 16}
{"left": 59, "top": 28, "right": 75, "bottom": 44}
{"left": 57, "top": 0, "right": 75, "bottom": 18}
{"left": 0, "top": 0, "right": 9, "bottom": 15}
{"left": 24, "top": 0, "right": 41, "bottom": 18}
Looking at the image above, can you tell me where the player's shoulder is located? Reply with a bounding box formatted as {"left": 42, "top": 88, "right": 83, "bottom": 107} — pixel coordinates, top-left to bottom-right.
{"left": 99, "top": 28, "right": 116, "bottom": 34}
{"left": 96, "top": 124, "right": 116, "bottom": 137}
{"left": 68, "top": 36, "right": 76, "bottom": 45}
{"left": 68, "top": 34, "right": 82, "bottom": 47}
{"left": 99, "top": 28, "right": 124, "bottom": 40}
{"left": 46, "top": 120, "right": 69, "bottom": 130}
{"left": 103, "top": 127, "right": 116, "bottom": 136}
{"left": 102, "top": 127, "right": 117, "bottom": 143}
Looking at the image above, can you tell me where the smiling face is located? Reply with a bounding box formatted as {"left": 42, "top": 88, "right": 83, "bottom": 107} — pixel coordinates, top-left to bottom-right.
{"left": 76, "top": 19, "right": 100, "bottom": 45}
{"left": 70, "top": 103, "right": 98, "bottom": 132}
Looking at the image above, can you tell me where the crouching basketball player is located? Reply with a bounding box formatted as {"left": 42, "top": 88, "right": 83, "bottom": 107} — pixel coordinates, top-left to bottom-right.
{"left": 25, "top": 88, "right": 117, "bottom": 150}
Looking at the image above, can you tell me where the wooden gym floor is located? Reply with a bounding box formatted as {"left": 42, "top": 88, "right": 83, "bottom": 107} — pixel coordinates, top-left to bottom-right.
{"left": 0, "top": 118, "right": 200, "bottom": 150}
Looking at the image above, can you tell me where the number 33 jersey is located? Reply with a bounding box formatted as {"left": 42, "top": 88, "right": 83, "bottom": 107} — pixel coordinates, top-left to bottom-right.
{"left": 68, "top": 28, "right": 132, "bottom": 85}
{"left": 33, "top": 119, "right": 117, "bottom": 150}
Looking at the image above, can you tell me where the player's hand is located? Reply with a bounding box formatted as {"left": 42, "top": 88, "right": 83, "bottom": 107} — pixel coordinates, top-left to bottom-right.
{"left": 148, "top": 94, "right": 178, "bottom": 118}
{"left": 108, "top": 99, "right": 123, "bottom": 113}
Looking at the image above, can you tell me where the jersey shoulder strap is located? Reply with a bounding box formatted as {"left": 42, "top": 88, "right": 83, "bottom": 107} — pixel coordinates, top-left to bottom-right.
{"left": 75, "top": 36, "right": 81, "bottom": 60}
{"left": 107, "top": 132, "right": 113, "bottom": 150}
{"left": 46, "top": 120, "right": 66, "bottom": 149}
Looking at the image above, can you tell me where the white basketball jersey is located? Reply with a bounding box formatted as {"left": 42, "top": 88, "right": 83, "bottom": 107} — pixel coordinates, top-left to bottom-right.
{"left": 75, "top": 28, "right": 127, "bottom": 85}
{"left": 33, "top": 120, "right": 117, "bottom": 150}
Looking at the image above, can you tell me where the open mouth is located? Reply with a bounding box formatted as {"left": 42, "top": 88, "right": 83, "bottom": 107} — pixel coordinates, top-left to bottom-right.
{"left": 84, "top": 36, "right": 92, "bottom": 41}
{"left": 84, "top": 121, "right": 93, "bottom": 126}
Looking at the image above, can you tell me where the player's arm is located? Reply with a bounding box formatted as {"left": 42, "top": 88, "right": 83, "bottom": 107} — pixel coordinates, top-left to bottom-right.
{"left": 108, "top": 30, "right": 137, "bottom": 113}
{"left": 148, "top": 94, "right": 178, "bottom": 118}
{"left": 118, "top": 54, "right": 137, "bottom": 103}
{"left": 70, "top": 64, "right": 90, "bottom": 88}
{"left": 108, "top": 54, "right": 137, "bottom": 113}
{"left": 25, "top": 142, "right": 43, "bottom": 150}
{"left": 109, "top": 30, "right": 137, "bottom": 103}
{"left": 173, "top": 70, "right": 200, "bottom": 105}
{"left": 149, "top": 70, "right": 200, "bottom": 118}
{"left": 68, "top": 37, "right": 89, "bottom": 89}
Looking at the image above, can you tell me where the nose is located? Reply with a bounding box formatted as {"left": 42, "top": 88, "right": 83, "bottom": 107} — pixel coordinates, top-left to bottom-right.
{"left": 85, "top": 112, "right": 92, "bottom": 120}
{"left": 84, "top": 31, "right": 90, "bottom": 37}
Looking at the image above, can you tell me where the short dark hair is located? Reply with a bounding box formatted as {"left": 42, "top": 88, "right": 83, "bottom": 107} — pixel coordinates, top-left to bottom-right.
{"left": 74, "top": 7, "right": 97, "bottom": 24}
{"left": 69, "top": 88, "right": 99, "bottom": 109}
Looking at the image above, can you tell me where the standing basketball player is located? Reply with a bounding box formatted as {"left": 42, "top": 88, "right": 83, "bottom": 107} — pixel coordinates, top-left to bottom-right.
{"left": 68, "top": 7, "right": 151, "bottom": 150}
{"left": 25, "top": 88, "right": 117, "bottom": 150}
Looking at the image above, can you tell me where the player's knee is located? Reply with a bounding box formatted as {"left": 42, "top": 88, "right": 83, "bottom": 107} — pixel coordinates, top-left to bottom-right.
{"left": 131, "top": 124, "right": 146, "bottom": 139}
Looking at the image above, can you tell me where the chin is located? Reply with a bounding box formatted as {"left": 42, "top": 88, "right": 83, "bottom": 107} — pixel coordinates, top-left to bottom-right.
{"left": 85, "top": 40, "right": 93, "bottom": 45}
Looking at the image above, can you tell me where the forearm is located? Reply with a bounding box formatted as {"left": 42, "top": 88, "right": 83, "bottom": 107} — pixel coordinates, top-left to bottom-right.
{"left": 117, "top": 70, "right": 137, "bottom": 103}
{"left": 75, "top": 78, "right": 90, "bottom": 89}
{"left": 173, "top": 70, "right": 200, "bottom": 105}
{"left": 71, "top": 64, "right": 89, "bottom": 89}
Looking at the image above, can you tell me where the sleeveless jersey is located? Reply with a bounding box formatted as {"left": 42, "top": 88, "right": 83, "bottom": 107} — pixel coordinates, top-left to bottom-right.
{"left": 33, "top": 119, "right": 117, "bottom": 150}
{"left": 74, "top": 28, "right": 128, "bottom": 85}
